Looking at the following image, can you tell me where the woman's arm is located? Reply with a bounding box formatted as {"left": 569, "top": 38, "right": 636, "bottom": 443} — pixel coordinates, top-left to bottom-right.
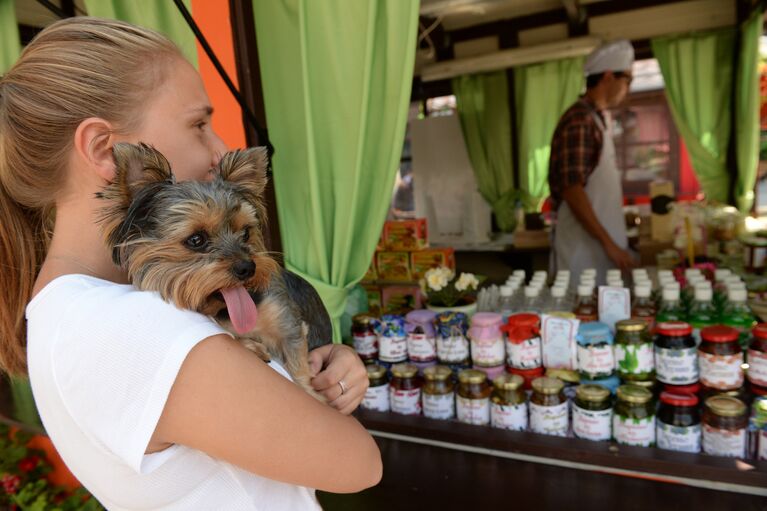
{"left": 151, "top": 334, "right": 382, "bottom": 493}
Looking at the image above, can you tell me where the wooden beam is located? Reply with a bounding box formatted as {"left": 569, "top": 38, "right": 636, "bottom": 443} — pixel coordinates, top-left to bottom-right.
{"left": 562, "top": 0, "right": 588, "bottom": 37}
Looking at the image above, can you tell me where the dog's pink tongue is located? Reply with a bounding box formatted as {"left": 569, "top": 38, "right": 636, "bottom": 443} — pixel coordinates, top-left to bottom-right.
{"left": 221, "top": 286, "right": 259, "bottom": 334}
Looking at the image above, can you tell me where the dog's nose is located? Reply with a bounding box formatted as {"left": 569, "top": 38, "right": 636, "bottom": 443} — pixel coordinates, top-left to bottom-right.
{"left": 232, "top": 260, "right": 256, "bottom": 281}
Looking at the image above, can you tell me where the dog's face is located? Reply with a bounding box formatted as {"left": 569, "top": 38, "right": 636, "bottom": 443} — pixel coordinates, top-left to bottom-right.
{"left": 97, "top": 143, "right": 280, "bottom": 316}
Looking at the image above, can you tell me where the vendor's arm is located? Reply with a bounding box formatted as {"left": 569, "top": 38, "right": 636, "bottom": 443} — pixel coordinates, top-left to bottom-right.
{"left": 561, "top": 184, "right": 635, "bottom": 271}
{"left": 151, "top": 335, "right": 382, "bottom": 493}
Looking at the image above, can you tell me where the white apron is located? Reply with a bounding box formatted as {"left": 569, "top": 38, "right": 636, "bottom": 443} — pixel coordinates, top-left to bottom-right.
{"left": 552, "top": 109, "right": 628, "bottom": 286}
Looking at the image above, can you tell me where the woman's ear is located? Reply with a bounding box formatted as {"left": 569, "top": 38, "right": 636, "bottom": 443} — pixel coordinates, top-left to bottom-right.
{"left": 73, "top": 117, "right": 118, "bottom": 181}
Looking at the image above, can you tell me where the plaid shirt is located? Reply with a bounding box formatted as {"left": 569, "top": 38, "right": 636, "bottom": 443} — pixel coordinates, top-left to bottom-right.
{"left": 548, "top": 97, "right": 605, "bottom": 211}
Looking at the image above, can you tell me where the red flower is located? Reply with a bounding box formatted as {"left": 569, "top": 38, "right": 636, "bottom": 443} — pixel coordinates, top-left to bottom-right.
{"left": 18, "top": 455, "right": 39, "bottom": 473}
{"left": 1, "top": 473, "right": 21, "bottom": 494}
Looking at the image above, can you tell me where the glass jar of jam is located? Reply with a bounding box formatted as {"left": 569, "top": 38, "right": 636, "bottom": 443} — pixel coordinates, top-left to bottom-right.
{"left": 576, "top": 321, "right": 615, "bottom": 380}
{"left": 351, "top": 313, "right": 379, "bottom": 362}
{"left": 750, "top": 397, "right": 767, "bottom": 461}
{"left": 615, "top": 319, "right": 655, "bottom": 382}
{"left": 405, "top": 309, "right": 437, "bottom": 364}
{"left": 361, "top": 364, "right": 390, "bottom": 412}
{"left": 435, "top": 312, "right": 471, "bottom": 369}
{"left": 456, "top": 369, "right": 491, "bottom": 425}
{"left": 530, "top": 377, "right": 568, "bottom": 437}
{"left": 389, "top": 363, "right": 422, "bottom": 415}
{"left": 379, "top": 314, "right": 408, "bottom": 364}
{"left": 507, "top": 366, "right": 545, "bottom": 391}
{"left": 699, "top": 325, "right": 744, "bottom": 391}
{"left": 422, "top": 365, "right": 454, "bottom": 420}
{"left": 654, "top": 321, "right": 698, "bottom": 385}
{"left": 614, "top": 385, "right": 656, "bottom": 447}
{"left": 490, "top": 374, "right": 527, "bottom": 431}
{"left": 702, "top": 395, "right": 748, "bottom": 458}
{"left": 656, "top": 391, "right": 701, "bottom": 453}
{"left": 747, "top": 323, "right": 767, "bottom": 387}
{"left": 572, "top": 384, "right": 612, "bottom": 441}
{"left": 546, "top": 368, "right": 580, "bottom": 402}
{"left": 469, "top": 312, "right": 505, "bottom": 369}
{"left": 501, "top": 313, "right": 542, "bottom": 370}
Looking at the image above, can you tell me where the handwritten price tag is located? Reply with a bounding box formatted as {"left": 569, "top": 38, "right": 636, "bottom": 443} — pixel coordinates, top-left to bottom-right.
{"left": 541, "top": 314, "right": 580, "bottom": 370}
{"left": 598, "top": 286, "right": 631, "bottom": 333}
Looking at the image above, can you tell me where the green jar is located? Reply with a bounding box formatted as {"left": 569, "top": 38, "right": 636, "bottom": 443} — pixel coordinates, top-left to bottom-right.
{"left": 572, "top": 384, "right": 612, "bottom": 442}
{"left": 615, "top": 319, "right": 655, "bottom": 382}
{"left": 613, "top": 385, "right": 656, "bottom": 447}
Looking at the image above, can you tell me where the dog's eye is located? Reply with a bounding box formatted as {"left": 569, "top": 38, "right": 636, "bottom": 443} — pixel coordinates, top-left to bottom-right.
{"left": 242, "top": 228, "right": 250, "bottom": 243}
{"left": 184, "top": 231, "right": 209, "bottom": 250}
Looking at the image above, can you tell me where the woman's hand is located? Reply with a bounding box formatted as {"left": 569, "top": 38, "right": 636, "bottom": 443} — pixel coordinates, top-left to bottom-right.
{"left": 308, "top": 344, "right": 368, "bottom": 415}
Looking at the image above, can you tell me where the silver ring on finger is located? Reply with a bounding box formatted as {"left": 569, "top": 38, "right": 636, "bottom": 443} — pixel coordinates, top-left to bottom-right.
{"left": 338, "top": 379, "right": 348, "bottom": 396}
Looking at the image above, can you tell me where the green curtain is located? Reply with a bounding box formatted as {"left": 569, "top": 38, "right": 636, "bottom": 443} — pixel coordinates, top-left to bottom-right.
{"left": 0, "top": 0, "right": 20, "bottom": 74}
{"left": 452, "top": 72, "right": 516, "bottom": 231}
{"left": 84, "top": 0, "right": 198, "bottom": 67}
{"left": 734, "top": 9, "right": 764, "bottom": 212}
{"left": 515, "top": 57, "right": 585, "bottom": 211}
{"left": 652, "top": 30, "right": 735, "bottom": 204}
{"left": 252, "top": 0, "right": 419, "bottom": 341}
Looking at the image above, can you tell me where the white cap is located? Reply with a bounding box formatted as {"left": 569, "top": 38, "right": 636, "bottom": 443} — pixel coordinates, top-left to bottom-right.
{"left": 508, "top": 280, "right": 520, "bottom": 291}
{"left": 554, "top": 278, "right": 569, "bottom": 289}
{"left": 551, "top": 286, "right": 566, "bottom": 298}
{"left": 577, "top": 285, "right": 593, "bottom": 297}
{"left": 662, "top": 287, "right": 679, "bottom": 301}
{"left": 534, "top": 270, "right": 548, "bottom": 278}
{"left": 524, "top": 286, "right": 540, "bottom": 298}
{"left": 634, "top": 285, "right": 651, "bottom": 298}
{"left": 608, "top": 279, "right": 624, "bottom": 288}
{"left": 513, "top": 269, "right": 526, "bottom": 279}
{"left": 694, "top": 287, "right": 712, "bottom": 301}
{"left": 607, "top": 269, "right": 622, "bottom": 279}
{"left": 695, "top": 280, "right": 713, "bottom": 290}
{"left": 584, "top": 40, "right": 634, "bottom": 75}
{"left": 714, "top": 269, "right": 732, "bottom": 281}
{"left": 631, "top": 268, "right": 647, "bottom": 277}
{"left": 663, "top": 281, "right": 681, "bottom": 292}
{"left": 727, "top": 281, "right": 747, "bottom": 291}
{"left": 726, "top": 275, "right": 743, "bottom": 285}
{"left": 556, "top": 270, "right": 571, "bottom": 278}
{"left": 728, "top": 288, "right": 747, "bottom": 302}
{"left": 500, "top": 285, "right": 513, "bottom": 297}
{"left": 685, "top": 268, "right": 702, "bottom": 278}
{"left": 687, "top": 275, "right": 705, "bottom": 286}
{"left": 582, "top": 268, "right": 597, "bottom": 277}
{"left": 657, "top": 269, "right": 673, "bottom": 279}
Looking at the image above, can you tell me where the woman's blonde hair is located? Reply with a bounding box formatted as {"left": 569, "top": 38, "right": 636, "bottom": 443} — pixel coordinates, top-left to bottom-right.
{"left": 0, "top": 17, "right": 183, "bottom": 375}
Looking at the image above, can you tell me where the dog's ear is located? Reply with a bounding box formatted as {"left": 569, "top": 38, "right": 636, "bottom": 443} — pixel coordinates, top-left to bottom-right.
{"left": 215, "top": 147, "right": 268, "bottom": 204}
{"left": 113, "top": 142, "right": 175, "bottom": 190}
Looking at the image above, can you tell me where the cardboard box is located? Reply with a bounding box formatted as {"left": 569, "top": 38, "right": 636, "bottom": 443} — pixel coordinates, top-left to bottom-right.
{"left": 410, "top": 248, "right": 455, "bottom": 280}
{"left": 361, "top": 259, "right": 377, "bottom": 282}
{"left": 376, "top": 251, "right": 412, "bottom": 282}
{"left": 650, "top": 180, "right": 675, "bottom": 242}
{"left": 381, "top": 285, "right": 423, "bottom": 314}
{"left": 362, "top": 284, "right": 382, "bottom": 314}
{"left": 383, "top": 219, "right": 428, "bottom": 251}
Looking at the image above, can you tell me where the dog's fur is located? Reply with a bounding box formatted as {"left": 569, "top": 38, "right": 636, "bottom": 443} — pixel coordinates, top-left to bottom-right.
{"left": 96, "top": 143, "right": 332, "bottom": 398}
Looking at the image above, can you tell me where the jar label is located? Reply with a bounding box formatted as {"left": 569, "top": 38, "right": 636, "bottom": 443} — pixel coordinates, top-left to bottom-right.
{"left": 456, "top": 395, "right": 490, "bottom": 425}
{"left": 423, "top": 392, "right": 455, "bottom": 420}
{"left": 353, "top": 333, "right": 378, "bottom": 357}
{"left": 656, "top": 421, "right": 701, "bottom": 453}
{"left": 615, "top": 343, "right": 654, "bottom": 375}
{"left": 759, "top": 430, "right": 767, "bottom": 461}
{"left": 747, "top": 349, "right": 767, "bottom": 387}
{"left": 577, "top": 344, "right": 615, "bottom": 377}
{"left": 572, "top": 403, "right": 612, "bottom": 441}
{"left": 471, "top": 337, "right": 505, "bottom": 366}
{"left": 613, "top": 415, "right": 655, "bottom": 446}
{"left": 437, "top": 335, "right": 470, "bottom": 363}
{"left": 379, "top": 335, "right": 408, "bottom": 363}
{"left": 491, "top": 402, "right": 527, "bottom": 431}
{"left": 407, "top": 333, "right": 437, "bottom": 362}
{"left": 655, "top": 346, "right": 699, "bottom": 384}
{"left": 507, "top": 336, "right": 542, "bottom": 369}
{"left": 389, "top": 387, "right": 421, "bottom": 415}
{"left": 541, "top": 315, "right": 579, "bottom": 370}
{"left": 702, "top": 424, "right": 746, "bottom": 458}
{"left": 529, "top": 401, "right": 569, "bottom": 437}
{"left": 361, "top": 383, "right": 389, "bottom": 412}
{"left": 698, "top": 351, "right": 744, "bottom": 390}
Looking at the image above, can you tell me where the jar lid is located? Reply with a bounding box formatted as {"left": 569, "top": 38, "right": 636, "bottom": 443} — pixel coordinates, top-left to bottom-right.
{"left": 581, "top": 375, "right": 621, "bottom": 394}
{"left": 616, "top": 319, "right": 648, "bottom": 332}
{"left": 493, "top": 374, "right": 523, "bottom": 390}
{"left": 655, "top": 321, "right": 693, "bottom": 337}
{"left": 531, "top": 376, "right": 564, "bottom": 395}
{"left": 548, "top": 311, "right": 576, "bottom": 320}
{"left": 423, "top": 365, "right": 452, "bottom": 381}
{"left": 507, "top": 366, "right": 545, "bottom": 378}
{"left": 366, "top": 364, "right": 387, "bottom": 379}
{"left": 630, "top": 379, "right": 656, "bottom": 391}
{"left": 391, "top": 363, "right": 418, "bottom": 378}
{"left": 545, "top": 368, "right": 580, "bottom": 384}
{"left": 751, "top": 382, "right": 767, "bottom": 396}
{"left": 405, "top": 309, "right": 437, "bottom": 324}
{"left": 705, "top": 395, "right": 747, "bottom": 417}
{"left": 664, "top": 382, "right": 701, "bottom": 395}
{"left": 577, "top": 321, "right": 612, "bottom": 345}
{"left": 753, "top": 323, "right": 767, "bottom": 340}
{"left": 505, "top": 313, "right": 540, "bottom": 327}
{"left": 576, "top": 384, "right": 610, "bottom": 402}
{"left": 616, "top": 384, "right": 653, "bottom": 404}
{"left": 471, "top": 312, "right": 503, "bottom": 327}
{"left": 353, "top": 313, "right": 379, "bottom": 326}
{"left": 660, "top": 391, "right": 698, "bottom": 407}
{"left": 458, "top": 369, "right": 487, "bottom": 384}
{"left": 700, "top": 325, "right": 739, "bottom": 343}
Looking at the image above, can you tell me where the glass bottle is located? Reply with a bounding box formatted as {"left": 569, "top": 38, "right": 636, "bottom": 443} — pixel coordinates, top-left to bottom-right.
{"left": 421, "top": 365, "right": 454, "bottom": 420}
{"left": 361, "top": 364, "right": 390, "bottom": 412}
{"left": 573, "top": 284, "right": 597, "bottom": 323}
{"left": 546, "top": 285, "right": 571, "bottom": 313}
{"left": 720, "top": 288, "right": 756, "bottom": 350}
{"left": 521, "top": 286, "right": 541, "bottom": 314}
{"left": 654, "top": 321, "right": 698, "bottom": 385}
{"left": 614, "top": 385, "right": 656, "bottom": 447}
{"left": 702, "top": 396, "right": 748, "bottom": 458}
{"left": 389, "top": 363, "right": 422, "bottom": 416}
{"left": 456, "top": 369, "right": 491, "bottom": 425}
{"left": 614, "top": 319, "right": 654, "bottom": 382}
{"left": 656, "top": 286, "right": 686, "bottom": 323}
{"left": 490, "top": 374, "right": 527, "bottom": 431}
{"left": 529, "top": 377, "right": 569, "bottom": 437}
{"left": 631, "top": 284, "right": 656, "bottom": 331}
{"left": 656, "top": 391, "right": 701, "bottom": 453}
{"left": 498, "top": 285, "right": 515, "bottom": 322}
{"left": 572, "top": 384, "right": 613, "bottom": 442}
{"left": 688, "top": 286, "right": 717, "bottom": 345}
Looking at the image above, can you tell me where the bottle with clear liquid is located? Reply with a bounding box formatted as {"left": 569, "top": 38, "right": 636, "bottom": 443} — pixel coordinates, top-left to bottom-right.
{"left": 631, "top": 285, "right": 656, "bottom": 330}
{"left": 573, "top": 285, "right": 597, "bottom": 323}
{"left": 656, "top": 287, "right": 686, "bottom": 322}
{"left": 498, "top": 285, "right": 515, "bottom": 322}
{"left": 521, "top": 286, "right": 541, "bottom": 314}
{"left": 721, "top": 288, "right": 756, "bottom": 349}
{"left": 546, "top": 285, "right": 571, "bottom": 313}
{"left": 688, "top": 286, "right": 717, "bottom": 345}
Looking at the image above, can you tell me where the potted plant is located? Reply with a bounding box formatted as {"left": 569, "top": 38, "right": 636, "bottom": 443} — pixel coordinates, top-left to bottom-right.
{"left": 420, "top": 267, "right": 483, "bottom": 316}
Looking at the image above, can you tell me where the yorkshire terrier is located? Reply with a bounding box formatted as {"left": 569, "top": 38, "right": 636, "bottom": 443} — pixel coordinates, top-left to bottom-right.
{"left": 96, "top": 142, "right": 332, "bottom": 400}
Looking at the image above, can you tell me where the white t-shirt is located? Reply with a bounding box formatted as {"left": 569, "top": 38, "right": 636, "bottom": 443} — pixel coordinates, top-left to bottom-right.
{"left": 26, "top": 274, "right": 321, "bottom": 511}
